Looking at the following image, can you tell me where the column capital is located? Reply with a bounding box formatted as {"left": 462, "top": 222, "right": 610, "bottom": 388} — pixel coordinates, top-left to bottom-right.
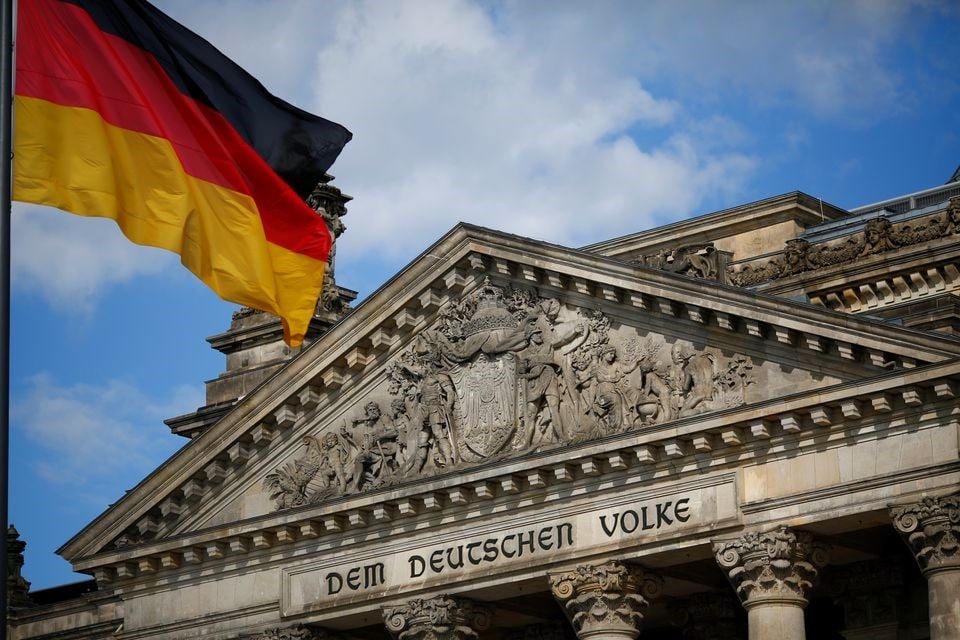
{"left": 890, "top": 494, "right": 960, "bottom": 575}
{"left": 383, "top": 595, "right": 491, "bottom": 640}
{"left": 252, "top": 626, "right": 329, "bottom": 640}
{"left": 713, "top": 526, "right": 829, "bottom": 609}
{"left": 549, "top": 561, "right": 663, "bottom": 639}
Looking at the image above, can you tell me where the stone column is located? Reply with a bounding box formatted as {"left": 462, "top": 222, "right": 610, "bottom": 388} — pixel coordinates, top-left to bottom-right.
{"left": 382, "top": 595, "right": 491, "bottom": 640}
{"left": 548, "top": 561, "right": 664, "bottom": 640}
{"left": 713, "top": 526, "right": 829, "bottom": 640}
{"left": 890, "top": 494, "right": 960, "bottom": 640}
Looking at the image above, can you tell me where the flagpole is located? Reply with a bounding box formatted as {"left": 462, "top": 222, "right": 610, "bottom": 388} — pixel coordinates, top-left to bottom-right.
{"left": 0, "top": 0, "right": 14, "bottom": 634}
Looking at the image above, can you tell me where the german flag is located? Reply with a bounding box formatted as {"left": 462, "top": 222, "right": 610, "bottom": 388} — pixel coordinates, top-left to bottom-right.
{"left": 13, "top": 0, "right": 352, "bottom": 346}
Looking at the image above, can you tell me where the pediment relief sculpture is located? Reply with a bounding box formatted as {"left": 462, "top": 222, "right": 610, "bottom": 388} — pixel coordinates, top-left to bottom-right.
{"left": 635, "top": 243, "right": 729, "bottom": 283}
{"left": 729, "top": 199, "right": 960, "bottom": 286}
{"left": 265, "top": 279, "right": 755, "bottom": 510}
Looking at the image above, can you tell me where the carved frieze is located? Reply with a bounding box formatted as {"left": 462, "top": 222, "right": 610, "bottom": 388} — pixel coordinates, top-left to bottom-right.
{"left": 890, "top": 494, "right": 960, "bottom": 574}
{"left": 549, "top": 561, "right": 662, "bottom": 637}
{"left": 729, "top": 203, "right": 960, "bottom": 286}
{"left": 713, "top": 526, "right": 830, "bottom": 608}
{"left": 383, "top": 595, "right": 491, "bottom": 640}
{"left": 265, "top": 279, "right": 755, "bottom": 509}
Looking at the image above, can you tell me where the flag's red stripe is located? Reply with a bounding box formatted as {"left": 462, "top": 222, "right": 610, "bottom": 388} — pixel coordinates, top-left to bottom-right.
{"left": 16, "top": 0, "right": 331, "bottom": 262}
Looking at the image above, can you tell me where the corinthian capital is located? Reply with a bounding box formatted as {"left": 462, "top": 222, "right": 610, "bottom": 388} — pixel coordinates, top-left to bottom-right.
{"left": 382, "top": 595, "right": 491, "bottom": 640}
{"left": 890, "top": 494, "right": 960, "bottom": 574}
{"left": 549, "top": 561, "right": 663, "bottom": 639}
{"left": 713, "top": 526, "right": 829, "bottom": 608}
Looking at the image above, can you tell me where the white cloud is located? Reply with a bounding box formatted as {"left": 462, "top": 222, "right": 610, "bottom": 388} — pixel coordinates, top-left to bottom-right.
{"left": 11, "top": 204, "right": 174, "bottom": 313}
{"left": 14, "top": 0, "right": 943, "bottom": 306}
{"left": 316, "top": 0, "right": 753, "bottom": 264}
{"left": 12, "top": 374, "right": 201, "bottom": 487}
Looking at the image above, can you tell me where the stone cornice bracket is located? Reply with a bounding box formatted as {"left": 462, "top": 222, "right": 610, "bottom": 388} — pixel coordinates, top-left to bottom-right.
{"left": 549, "top": 561, "right": 664, "bottom": 639}
{"left": 713, "top": 526, "right": 830, "bottom": 609}
{"left": 383, "top": 595, "right": 492, "bottom": 640}
{"left": 890, "top": 494, "right": 960, "bottom": 575}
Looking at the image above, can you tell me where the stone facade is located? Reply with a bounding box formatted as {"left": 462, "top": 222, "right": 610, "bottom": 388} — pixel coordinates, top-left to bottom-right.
{"left": 9, "top": 177, "right": 960, "bottom": 640}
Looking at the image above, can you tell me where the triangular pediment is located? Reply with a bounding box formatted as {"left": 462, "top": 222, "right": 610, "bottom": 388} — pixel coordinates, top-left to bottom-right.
{"left": 59, "top": 223, "right": 960, "bottom": 579}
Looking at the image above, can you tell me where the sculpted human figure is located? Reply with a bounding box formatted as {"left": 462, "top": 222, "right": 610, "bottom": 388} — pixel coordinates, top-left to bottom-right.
{"left": 859, "top": 217, "right": 897, "bottom": 256}
{"left": 588, "top": 345, "right": 641, "bottom": 433}
{"left": 312, "top": 432, "right": 349, "bottom": 493}
{"left": 518, "top": 329, "right": 566, "bottom": 446}
{"left": 409, "top": 339, "right": 458, "bottom": 467}
{"left": 392, "top": 398, "right": 428, "bottom": 475}
{"left": 341, "top": 401, "right": 399, "bottom": 491}
{"left": 666, "top": 344, "right": 713, "bottom": 418}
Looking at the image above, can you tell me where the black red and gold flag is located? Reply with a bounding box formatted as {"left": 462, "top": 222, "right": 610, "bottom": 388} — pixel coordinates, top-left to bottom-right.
{"left": 13, "top": 0, "right": 352, "bottom": 346}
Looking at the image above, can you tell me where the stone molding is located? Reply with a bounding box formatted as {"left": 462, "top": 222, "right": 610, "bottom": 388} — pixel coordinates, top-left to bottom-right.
{"left": 549, "top": 561, "right": 663, "bottom": 637}
{"left": 729, "top": 199, "right": 960, "bottom": 287}
{"left": 88, "top": 235, "right": 960, "bottom": 557}
{"left": 80, "top": 361, "right": 959, "bottom": 584}
{"left": 890, "top": 494, "right": 960, "bottom": 575}
{"left": 382, "top": 595, "right": 491, "bottom": 640}
{"left": 713, "top": 526, "right": 829, "bottom": 608}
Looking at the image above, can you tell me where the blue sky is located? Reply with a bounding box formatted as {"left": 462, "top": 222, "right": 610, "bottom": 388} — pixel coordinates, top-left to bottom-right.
{"left": 10, "top": 0, "right": 960, "bottom": 589}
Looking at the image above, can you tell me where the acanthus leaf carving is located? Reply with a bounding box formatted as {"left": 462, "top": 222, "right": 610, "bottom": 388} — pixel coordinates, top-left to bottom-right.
{"left": 890, "top": 494, "right": 960, "bottom": 574}
{"left": 713, "top": 526, "right": 830, "bottom": 607}
{"left": 549, "top": 561, "right": 663, "bottom": 637}
{"left": 382, "top": 595, "right": 491, "bottom": 640}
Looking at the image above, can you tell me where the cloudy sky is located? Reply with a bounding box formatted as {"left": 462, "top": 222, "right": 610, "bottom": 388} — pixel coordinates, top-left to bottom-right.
{"left": 10, "top": 0, "right": 960, "bottom": 588}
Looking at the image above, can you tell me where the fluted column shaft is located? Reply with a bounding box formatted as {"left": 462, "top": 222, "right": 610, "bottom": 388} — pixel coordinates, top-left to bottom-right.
{"left": 714, "top": 526, "right": 829, "bottom": 640}
{"left": 891, "top": 495, "right": 960, "bottom": 640}
{"left": 549, "top": 561, "right": 663, "bottom": 640}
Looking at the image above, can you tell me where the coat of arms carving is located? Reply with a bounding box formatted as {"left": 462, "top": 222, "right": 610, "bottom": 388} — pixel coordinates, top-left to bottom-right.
{"left": 265, "top": 279, "right": 755, "bottom": 509}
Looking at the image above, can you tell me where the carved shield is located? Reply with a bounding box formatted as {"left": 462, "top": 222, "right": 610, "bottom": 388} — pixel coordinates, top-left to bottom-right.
{"left": 450, "top": 353, "right": 518, "bottom": 461}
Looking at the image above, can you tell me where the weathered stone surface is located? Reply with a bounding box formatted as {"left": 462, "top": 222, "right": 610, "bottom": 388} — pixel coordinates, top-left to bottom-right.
{"left": 549, "top": 561, "right": 662, "bottom": 639}
{"left": 382, "top": 596, "right": 491, "bottom": 640}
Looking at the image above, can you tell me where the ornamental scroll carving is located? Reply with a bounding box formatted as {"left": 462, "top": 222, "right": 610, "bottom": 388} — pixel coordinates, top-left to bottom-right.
{"left": 729, "top": 199, "right": 960, "bottom": 286}
{"left": 890, "top": 494, "right": 960, "bottom": 574}
{"left": 383, "top": 596, "right": 491, "bottom": 640}
{"left": 713, "top": 526, "right": 830, "bottom": 607}
{"left": 265, "top": 279, "right": 755, "bottom": 509}
{"left": 549, "top": 561, "right": 663, "bottom": 637}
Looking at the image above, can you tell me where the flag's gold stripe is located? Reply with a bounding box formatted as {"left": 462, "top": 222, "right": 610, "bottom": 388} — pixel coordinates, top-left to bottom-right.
{"left": 14, "top": 95, "right": 325, "bottom": 345}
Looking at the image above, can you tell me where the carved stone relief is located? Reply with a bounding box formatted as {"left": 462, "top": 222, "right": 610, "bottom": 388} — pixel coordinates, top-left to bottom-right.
{"left": 383, "top": 596, "right": 491, "bottom": 640}
{"left": 890, "top": 494, "right": 960, "bottom": 574}
{"left": 265, "top": 279, "right": 755, "bottom": 509}
{"left": 713, "top": 526, "right": 830, "bottom": 608}
{"left": 729, "top": 202, "right": 960, "bottom": 286}
{"left": 636, "top": 244, "right": 729, "bottom": 283}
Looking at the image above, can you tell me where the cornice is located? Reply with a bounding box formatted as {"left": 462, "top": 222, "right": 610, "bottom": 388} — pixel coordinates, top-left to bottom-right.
{"left": 68, "top": 359, "right": 960, "bottom": 583}
{"left": 581, "top": 192, "right": 847, "bottom": 258}
{"left": 59, "top": 224, "right": 960, "bottom": 564}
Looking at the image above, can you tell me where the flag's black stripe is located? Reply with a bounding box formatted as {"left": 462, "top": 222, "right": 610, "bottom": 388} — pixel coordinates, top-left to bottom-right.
{"left": 59, "top": 0, "right": 351, "bottom": 197}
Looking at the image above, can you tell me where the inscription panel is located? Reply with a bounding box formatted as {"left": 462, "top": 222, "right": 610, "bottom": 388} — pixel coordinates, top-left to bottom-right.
{"left": 281, "top": 473, "right": 738, "bottom": 615}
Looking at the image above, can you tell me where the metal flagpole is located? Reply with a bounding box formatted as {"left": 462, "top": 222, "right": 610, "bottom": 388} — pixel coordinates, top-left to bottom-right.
{"left": 0, "top": 0, "right": 15, "bottom": 635}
